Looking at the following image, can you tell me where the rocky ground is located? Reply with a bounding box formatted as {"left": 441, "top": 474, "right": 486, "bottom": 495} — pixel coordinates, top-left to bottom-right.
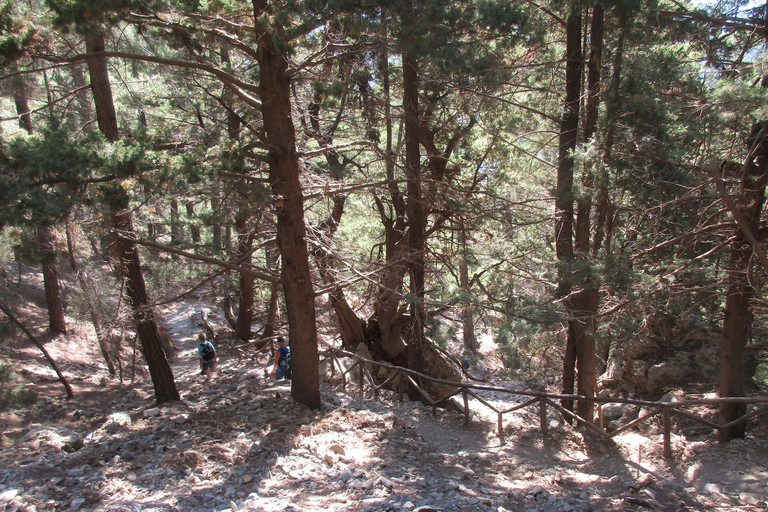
{"left": 1, "top": 278, "right": 768, "bottom": 511}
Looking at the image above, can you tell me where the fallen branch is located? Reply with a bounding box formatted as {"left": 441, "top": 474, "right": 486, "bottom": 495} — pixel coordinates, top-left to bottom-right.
{"left": 0, "top": 301, "right": 74, "bottom": 399}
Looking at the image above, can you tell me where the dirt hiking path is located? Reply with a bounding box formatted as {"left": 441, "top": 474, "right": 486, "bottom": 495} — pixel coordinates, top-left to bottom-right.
{"left": 0, "top": 269, "right": 767, "bottom": 511}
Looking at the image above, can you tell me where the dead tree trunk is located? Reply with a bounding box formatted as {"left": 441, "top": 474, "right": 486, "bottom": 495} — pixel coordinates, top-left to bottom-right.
{"left": 66, "top": 223, "right": 116, "bottom": 375}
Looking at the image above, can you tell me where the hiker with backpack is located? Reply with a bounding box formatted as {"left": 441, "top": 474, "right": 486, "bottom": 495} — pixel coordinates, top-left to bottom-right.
{"left": 197, "top": 333, "right": 217, "bottom": 378}
{"left": 273, "top": 336, "right": 291, "bottom": 380}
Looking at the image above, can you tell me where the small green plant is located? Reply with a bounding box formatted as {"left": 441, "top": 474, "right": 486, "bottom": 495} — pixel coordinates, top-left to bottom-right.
{"left": 0, "top": 360, "right": 37, "bottom": 411}
{"left": 754, "top": 361, "right": 768, "bottom": 388}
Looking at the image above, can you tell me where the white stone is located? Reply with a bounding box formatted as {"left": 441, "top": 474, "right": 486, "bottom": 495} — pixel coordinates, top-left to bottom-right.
{"left": 0, "top": 489, "right": 19, "bottom": 501}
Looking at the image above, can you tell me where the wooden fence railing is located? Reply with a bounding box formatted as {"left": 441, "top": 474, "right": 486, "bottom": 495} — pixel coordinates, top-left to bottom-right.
{"left": 320, "top": 343, "right": 768, "bottom": 458}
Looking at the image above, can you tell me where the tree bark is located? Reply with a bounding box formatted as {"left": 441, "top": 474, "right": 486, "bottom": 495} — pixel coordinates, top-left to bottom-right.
{"left": 13, "top": 80, "right": 68, "bottom": 335}
{"left": 570, "top": 3, "right": 604, "bottom": 424}
{"left": 234, "top": 211, "right": 255, "bottom": 341}
{"left": 555, "top": 3, "right": 583, "bottom": 420}
{"left": 718, "top": 123, "right": 768, "bottom": 441}
{"left": 86, "top": 32, "right": 179, "bottom": 403}
{"left": 402, "top": 48, "right": 427, "bottom": 389}
{"left": 262, "top": 244, "right": 281, "bottom": 340}
{"left": 253, "top": 0, "right": 320, "bottom": 408}
{"left": 37, "top": 224, "right": 67, "bottom": 334}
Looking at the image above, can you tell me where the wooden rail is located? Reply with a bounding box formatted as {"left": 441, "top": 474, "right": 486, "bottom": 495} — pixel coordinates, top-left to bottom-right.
{"left": 320, "top": 343, "right": 768, "bottom": 458}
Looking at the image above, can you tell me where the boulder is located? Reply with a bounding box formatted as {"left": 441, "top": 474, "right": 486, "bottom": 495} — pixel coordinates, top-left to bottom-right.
{"left": 601, "top": 314, "right": 726, "bottom": 394}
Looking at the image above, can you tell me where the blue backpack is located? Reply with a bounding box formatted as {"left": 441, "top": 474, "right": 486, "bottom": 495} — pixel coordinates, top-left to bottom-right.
{"left": 278, "top": 348, "right": 291, "bottom": 373}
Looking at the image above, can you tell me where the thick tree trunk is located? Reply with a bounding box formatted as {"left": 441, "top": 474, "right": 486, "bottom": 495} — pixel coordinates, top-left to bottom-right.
{"left": 87, "top": 32, "right": 179, "bottom": 404}
{"left": 555, "top": 4, "right": 583, "bottom": 419}
{"left": 569, "top": 4, "right": 604, "bottom": 424}
{"left": 719, "top": 123, "right": 768, "bottom": 441}
{"left": 13, "top": 80, "right": 67, "bottom": 335}
{"left": 403, "top": 50, "right": 426, "bottom": 388}
{"left": 114, "top": 207, "right": 179, "bottom": 403}
{"left": 37, "top": 224, "right": 67, "bottom": 334}
{"left": 254, "top": 1, "right": 319, "bottom": 408}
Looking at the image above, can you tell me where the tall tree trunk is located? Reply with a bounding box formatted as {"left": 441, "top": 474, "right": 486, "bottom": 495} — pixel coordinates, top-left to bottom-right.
{"left": 719, "top": 123, "right": 768, "bottom": 441}
{"left": 13, "top": 78, "right": 68, "bottom": 335}
{"left": 570, "top": 3, "right": 605, "bottom": 424}
{"left": 555, "top": 3, "right": 583, "bottom": 420}
{"left": 253, "top": 1, "right": 319, "bottom": 408}
{"left": 37, "top": 224, "right": 67, "bottom": 334}
{"left": 234, "top": 211, "right": 255, "bottom": 341}
{"left": 403, "top": 48, "right": 427, "bottom": 390}
{"left": 86, "top": 32, "right": 179, "bottom": 403}
{"left": 373, "top": 27, "right": 409, "bottom": 361}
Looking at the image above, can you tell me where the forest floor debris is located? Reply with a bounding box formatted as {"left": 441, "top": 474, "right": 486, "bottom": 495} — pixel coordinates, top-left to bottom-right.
{"left": 1, "top": 278, "right": 768, "bottom": 511}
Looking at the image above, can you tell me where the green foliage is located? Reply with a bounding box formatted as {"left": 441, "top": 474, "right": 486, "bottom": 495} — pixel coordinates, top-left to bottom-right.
{"left": 0, "top": 360, "right": 37, "bottom": 411}
{"left": 754, "top": 361, "right": 768, "bottom": 388}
